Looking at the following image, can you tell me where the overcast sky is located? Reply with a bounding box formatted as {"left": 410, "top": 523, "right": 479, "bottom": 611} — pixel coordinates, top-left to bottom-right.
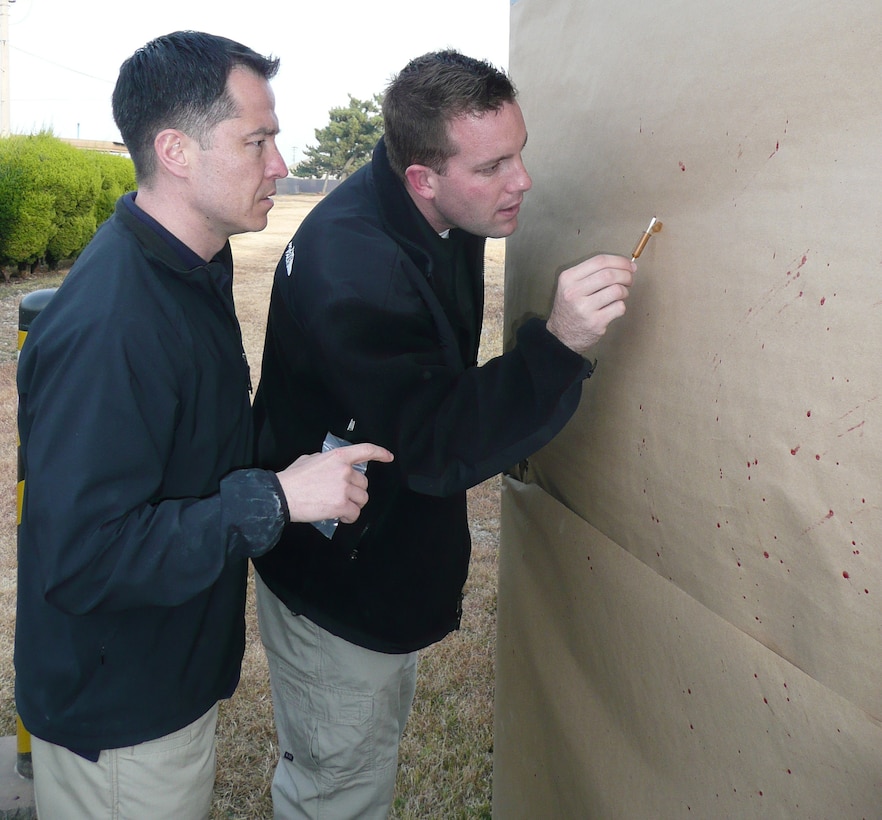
{"left": 5, "top": 0, "right": 510, "bottom": 166}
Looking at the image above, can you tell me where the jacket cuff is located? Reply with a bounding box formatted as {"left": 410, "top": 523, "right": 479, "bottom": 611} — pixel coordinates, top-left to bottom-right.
{"left": 518, "top": 317, "right": 596, "bottom": 382}
{"left": 220, "top": 468, "right": 288, "bottom": 561}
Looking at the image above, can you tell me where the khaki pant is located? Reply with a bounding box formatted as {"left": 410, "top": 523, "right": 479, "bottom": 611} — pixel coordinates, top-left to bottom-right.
{"left": 31, "top": 704, "right": 218, "bottom": 820}
{"left": 255, "top": 574, "right": 417, "bottom": 820}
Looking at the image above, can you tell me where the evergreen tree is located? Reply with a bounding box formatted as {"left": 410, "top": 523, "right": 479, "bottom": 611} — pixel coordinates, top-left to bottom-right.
{"left": 293, "top": 94, "right": 383, "bottom": 180}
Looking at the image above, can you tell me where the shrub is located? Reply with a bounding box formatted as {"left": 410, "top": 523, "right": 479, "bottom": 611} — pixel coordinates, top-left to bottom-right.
{"left": 33, "top": 135, "right": 102, "bottom": 267}
{"left": 0, "top": 136, "right": 57, "bottom": 269}
{"left": 0, "top": 133, "right": 136, "bottom": 275}
{"left": 88, "top": 152, "right": 137, "bottom": 227}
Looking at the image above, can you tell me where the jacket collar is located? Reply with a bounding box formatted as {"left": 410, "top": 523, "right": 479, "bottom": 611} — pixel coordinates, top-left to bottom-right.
{"left": 369, "top": 137, "right": 484, "bottom": 280}
{"left": 115, "top": 192, "right": 234, "bottom": 276}
{"left": 370, "top": 138, "right": 435, "bottom": 263}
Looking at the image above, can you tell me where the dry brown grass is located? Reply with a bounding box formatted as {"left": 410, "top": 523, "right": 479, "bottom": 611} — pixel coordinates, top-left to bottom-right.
{"left": 0, "top": 196, "right": 504, "bottom": 819}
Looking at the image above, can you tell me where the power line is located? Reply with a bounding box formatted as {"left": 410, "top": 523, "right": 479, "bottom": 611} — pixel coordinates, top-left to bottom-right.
{"left": 11, "top": 44, "right": 114, "bottom": 84}
{"left": 1, "top": 0, "right": 113, "bottom": 135}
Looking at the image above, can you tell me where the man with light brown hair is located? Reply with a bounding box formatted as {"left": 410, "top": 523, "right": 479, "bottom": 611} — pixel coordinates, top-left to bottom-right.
{"left": 253, "top": 49, "right": 633, "bottom": 818}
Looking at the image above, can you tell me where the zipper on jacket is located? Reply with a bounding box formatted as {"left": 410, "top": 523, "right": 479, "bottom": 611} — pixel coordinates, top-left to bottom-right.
{"left": 242, "top": 352, "right": 252, "bottom": 394}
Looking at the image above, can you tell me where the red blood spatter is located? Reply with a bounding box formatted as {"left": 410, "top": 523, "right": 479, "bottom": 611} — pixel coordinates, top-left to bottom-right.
{"left": 843, "top": 571, "right": 850, "bottom": 579}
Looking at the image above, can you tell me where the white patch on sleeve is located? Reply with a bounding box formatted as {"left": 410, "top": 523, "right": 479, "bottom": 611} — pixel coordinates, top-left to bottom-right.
{"left": 284, "top": 240, "right": 296, "bottom": 276}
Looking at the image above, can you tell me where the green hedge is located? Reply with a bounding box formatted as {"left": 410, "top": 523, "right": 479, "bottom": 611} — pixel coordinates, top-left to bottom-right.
{"left": 0, "top": 133, "right": 136, "bottom": 273}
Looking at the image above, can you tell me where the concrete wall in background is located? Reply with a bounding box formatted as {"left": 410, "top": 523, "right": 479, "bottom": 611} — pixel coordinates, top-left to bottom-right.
{"left": 276, "top": 177, "right": 340, "bottom": 196}
{"left": 494, "top": 2, "right": 882, "bottom": 816}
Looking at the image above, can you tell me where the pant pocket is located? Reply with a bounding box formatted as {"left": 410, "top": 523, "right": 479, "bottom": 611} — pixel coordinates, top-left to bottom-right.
{"left": 279, "top": 667, "right": 375, "bottom": 785}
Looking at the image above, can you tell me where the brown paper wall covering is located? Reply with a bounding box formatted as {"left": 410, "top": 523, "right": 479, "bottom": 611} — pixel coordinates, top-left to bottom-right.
{"left": 494, "top": 1, "right": 882, "bottom": 815}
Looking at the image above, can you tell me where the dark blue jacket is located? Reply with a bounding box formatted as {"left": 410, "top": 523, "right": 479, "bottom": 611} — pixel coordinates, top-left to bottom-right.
{"left": 253, "top": 139, "right": 593, "bottom": 653}
{"left": 15, "top": 194, "right": 287, "bottom": 754}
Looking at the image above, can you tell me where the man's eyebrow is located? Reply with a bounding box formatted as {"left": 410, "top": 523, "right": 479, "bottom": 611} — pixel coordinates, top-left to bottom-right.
{"left": 481, "top": 133, "right": 528, "bottom": 166}
{"left": 244, "top": 126, "right": 280, "bottom": 138}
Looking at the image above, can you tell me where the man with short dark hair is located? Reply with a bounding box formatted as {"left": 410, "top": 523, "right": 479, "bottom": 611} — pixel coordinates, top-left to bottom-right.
{"left": 252, "top": 50, "right": 634, "bottom": 817}
{"left": 15, "top": 30, "right": 391, "bottom": 819}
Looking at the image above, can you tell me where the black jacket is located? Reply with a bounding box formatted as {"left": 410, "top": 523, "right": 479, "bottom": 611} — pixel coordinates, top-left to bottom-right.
{"left": 15, "top": 194, "right": 287, "bottom": 753}
{"left": 253, "top": 139, "right": 593, "bottom": 652}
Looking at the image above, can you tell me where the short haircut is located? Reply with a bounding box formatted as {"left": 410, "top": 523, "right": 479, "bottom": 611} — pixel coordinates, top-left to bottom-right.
{"left": 382, "top": 50, "right": 517, "bottom": 179}
{"left": 112, "top": 30, "right": 280, "bottom": 182}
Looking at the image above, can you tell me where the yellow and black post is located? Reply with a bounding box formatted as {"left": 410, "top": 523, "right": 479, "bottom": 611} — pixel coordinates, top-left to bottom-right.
{"left": 15, "top": 287, "right": 57, "bottom": 780}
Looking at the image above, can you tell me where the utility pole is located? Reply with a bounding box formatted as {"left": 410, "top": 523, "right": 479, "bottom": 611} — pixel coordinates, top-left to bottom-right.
{"left": 0, "top": 0, "right": 14, "bottom": 137}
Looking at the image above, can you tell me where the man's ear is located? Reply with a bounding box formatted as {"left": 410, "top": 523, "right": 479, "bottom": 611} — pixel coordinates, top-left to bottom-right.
{"left": 153, "top": 129, "right": 191, "bottom": 179}
{"left": 403, "top": 164, "right": 437, "bottom": 202}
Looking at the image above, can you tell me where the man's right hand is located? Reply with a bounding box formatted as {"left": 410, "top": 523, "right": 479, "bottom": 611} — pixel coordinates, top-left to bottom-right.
{"left": 545, "top": 254, "right": 635, "bottom": 355}
{"left": 275, "top": 444, "right": 394, "bottom": 524}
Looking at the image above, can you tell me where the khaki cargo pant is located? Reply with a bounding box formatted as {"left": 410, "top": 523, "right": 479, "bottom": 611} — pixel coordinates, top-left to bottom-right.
{"left": 31, "top": 703, "right": 218, "bottom": 819}
{"left": 255, "top": 573, "right": 417, "bottom": 820}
